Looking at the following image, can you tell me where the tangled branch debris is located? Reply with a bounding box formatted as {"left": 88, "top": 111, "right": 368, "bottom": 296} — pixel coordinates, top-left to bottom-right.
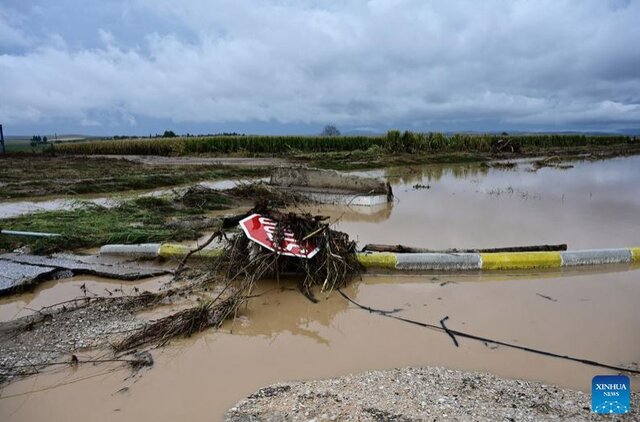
{"left": 531, "top": 156, "right": 575, "bottom": 171}
{"left": 228, "top": 182, "right": 307, "bottom": 207}
{"left": 215, "top": 205, "right": 361, "bottom": 302}
{"left": 114, "top": 294, "right": 244, "bottom": 352}
{"left": 113, "top": 202, "right": 360, "bottom": 352}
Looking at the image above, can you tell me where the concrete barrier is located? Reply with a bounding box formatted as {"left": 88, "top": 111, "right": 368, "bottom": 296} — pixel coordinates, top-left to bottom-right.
{"left": 270, "top": 167, "right": 388, "bottom": 194}
{"left": 357, "top": 252, "right": 397, "bottom": 269}
{"left": 560, "top": 249, "right": 632, "bottom": 267}
{"left": 158, "top": 243, "right": 223, "bottom": 259}
{"left": 269, "top": 167, "right": 393, "bottom": 206}
{"left": 99, "top": 243, "right": 222, "bottom": 260}
{"left": 100, "top": 243, "right": 160, "bottom": 259}
{"left": 480, "top": 252, "right": 562, "bottom": 270}
{"left": 395, "top": 253, "right": 481, "bottom": 271}
{"left": 101, "top": 243, "right": 640, "bottom": 271}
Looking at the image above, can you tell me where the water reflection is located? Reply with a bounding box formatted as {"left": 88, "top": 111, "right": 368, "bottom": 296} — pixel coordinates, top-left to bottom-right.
{"left": 383, "top": 162, "right": 490, "bottom": 185}
{"left": 332, "top": 155, "right": 640, "bottom": 250}
{"left": 230, "top": 279, "right": 358, "bottom": 345}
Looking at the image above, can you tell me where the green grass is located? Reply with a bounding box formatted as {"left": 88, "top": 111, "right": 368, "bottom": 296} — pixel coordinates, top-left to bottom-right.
{"left": 0, "top": 194, "right": 233, "bottom": 254}
{"left": 2, "top": 140, "right": 48, "bottom": 153}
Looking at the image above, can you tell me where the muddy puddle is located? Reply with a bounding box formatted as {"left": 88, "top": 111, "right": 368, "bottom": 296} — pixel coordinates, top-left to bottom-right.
{"left": 1, "top": 156, "right": 640, "bottom": 421}
{"left": 0, "top": 275, "right": 172, "bottom": 323}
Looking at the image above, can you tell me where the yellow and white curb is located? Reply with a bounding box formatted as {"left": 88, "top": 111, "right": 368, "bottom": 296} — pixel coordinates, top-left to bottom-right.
{"left": 100, "top": 243, "right": 222, "bottom": 260}
{"left": 158, "top": 243, "right": 223, "bottom": 259}
{"left": 359, "top": 248, "right": 640, "bottom": 270}
{"left": 100, "top": 243, "right": 640, "bottom": 271}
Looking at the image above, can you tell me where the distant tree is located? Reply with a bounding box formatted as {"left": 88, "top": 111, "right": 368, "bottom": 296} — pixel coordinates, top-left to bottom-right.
{"left": 162, "top": 130, "right": 177, "bottom": 138}
{"left": 42, "top": 136, "right": 48, "bottom": 143}
{"left": 321, "top": 125, "right": 341, "bottom": 136}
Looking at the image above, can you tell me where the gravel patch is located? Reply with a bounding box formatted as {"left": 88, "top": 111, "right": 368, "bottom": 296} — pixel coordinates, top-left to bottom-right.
{"left": 0, "top": 299, "right": 143, "bottom": 384}
{"left": 226, "top": 367, "right": 639, "bottom": 421}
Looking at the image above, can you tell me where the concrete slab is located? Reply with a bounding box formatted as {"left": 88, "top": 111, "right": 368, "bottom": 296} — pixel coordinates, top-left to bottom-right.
{"left": 0, "top": 261, "right": 58, "bottom": 295}
{"left": 560, "top": 249, "right": 632, "bottom": 266}
{"left": 0, "top": 253, "right": 169, "bottom": 281}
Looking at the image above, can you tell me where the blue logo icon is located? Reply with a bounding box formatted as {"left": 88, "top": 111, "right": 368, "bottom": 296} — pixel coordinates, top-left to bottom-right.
{"left": 592, "top": 375, "right": 630, "bottom": 414}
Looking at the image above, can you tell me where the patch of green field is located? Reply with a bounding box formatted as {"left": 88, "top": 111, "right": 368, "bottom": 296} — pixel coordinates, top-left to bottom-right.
{"left": 2, "top": 140, "right": 47, "bottom": 153}
{"left": 0, "top": 193, "right": 234, "bottom": 254}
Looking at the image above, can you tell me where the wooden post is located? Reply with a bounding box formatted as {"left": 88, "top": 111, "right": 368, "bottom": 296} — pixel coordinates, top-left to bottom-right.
{"left": 0, "top": 124, "right": 5, "bottom": 154}
{"left": 361, "top": 243, "right": 568, "bottom": 253}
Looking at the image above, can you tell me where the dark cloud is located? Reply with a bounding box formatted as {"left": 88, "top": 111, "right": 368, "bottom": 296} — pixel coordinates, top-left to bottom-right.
{"left": 1, "top": 0, "right": 639, "bottom": 134}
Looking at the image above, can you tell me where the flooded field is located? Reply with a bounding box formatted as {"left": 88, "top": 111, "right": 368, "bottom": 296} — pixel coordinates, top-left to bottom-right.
{"left": 331, "top": 156, "right": 640, "bottom": 249}
{"left": 1, "top": 156, "right": 640, "bottom": 421}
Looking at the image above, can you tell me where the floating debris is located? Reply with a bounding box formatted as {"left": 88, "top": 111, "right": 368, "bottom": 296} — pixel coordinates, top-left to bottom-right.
{"left": 114, "top": 294, "right": 244, "bottom": 352}
{"left": 113, "top": 203, "right": 361, "bottom": 352}
{"left": 530, "top": 156, "right": 575, "bottom": 171}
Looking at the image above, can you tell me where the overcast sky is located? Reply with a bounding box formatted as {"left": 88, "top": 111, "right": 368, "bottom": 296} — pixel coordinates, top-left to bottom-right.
{"left": 1, "top": 0, "right": 639, "bottom": 135}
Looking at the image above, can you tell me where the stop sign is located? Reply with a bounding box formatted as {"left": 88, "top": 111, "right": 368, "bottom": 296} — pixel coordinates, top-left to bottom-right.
{"left": 238, "top": 213, "right": 320, "bottom": 258}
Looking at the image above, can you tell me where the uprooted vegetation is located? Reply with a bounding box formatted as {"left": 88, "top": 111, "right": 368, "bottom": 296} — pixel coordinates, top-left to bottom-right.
{"left": 114, "top": 205, "right": 359, "bottom": 352}
{"left": 0, "top": 204, "right": 361, "bottom": 382}
{"left": 227, "top": 182, "right": 308, "bottom": 207}
{"left": 113, "top": 294, "right": 243, "bottom": 352}
{"left": 530, "top": 156, "right": 576, "bottom": 171}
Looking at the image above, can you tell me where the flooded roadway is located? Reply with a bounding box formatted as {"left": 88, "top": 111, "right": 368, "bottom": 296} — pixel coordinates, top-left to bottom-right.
{"left": 1, "top": 156, "right": 640, "bottom": 421}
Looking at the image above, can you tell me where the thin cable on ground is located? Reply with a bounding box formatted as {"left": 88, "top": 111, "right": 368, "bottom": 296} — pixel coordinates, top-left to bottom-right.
{"left": 337, "top": 289, "right": 640, "bottom": 375}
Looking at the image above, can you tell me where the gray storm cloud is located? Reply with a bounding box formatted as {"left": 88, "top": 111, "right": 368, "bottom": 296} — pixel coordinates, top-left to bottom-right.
{"left": 0, "top": 0, "right": 639, "bottom": 132}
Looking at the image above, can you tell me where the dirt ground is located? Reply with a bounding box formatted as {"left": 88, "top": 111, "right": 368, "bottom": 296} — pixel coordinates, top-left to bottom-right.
{"left": 0, "top": 155, "right": 267, "bottom": 199}
{"left": 87, "top": 154, "right": 289, "bottom": 167}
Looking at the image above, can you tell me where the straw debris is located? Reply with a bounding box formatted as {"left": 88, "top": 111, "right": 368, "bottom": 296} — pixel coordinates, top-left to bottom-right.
{"left": 113, "top": 202, "right": 360, "bottom": 352}
{"left": 114, "top": 294, "right": 244, "bottom": 352}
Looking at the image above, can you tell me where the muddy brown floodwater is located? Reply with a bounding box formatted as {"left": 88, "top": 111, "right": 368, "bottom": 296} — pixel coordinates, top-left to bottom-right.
{"left": 0, "top": 275, "right": 172, "bottom": 323}
{"left": 1, "top": 156, "right": 640, "bottom": 421}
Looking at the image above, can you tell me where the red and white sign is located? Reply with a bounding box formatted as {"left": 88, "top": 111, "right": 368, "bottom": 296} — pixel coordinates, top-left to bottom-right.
{"left": 238, "top": 213, "right": 320, "bottom": 258}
